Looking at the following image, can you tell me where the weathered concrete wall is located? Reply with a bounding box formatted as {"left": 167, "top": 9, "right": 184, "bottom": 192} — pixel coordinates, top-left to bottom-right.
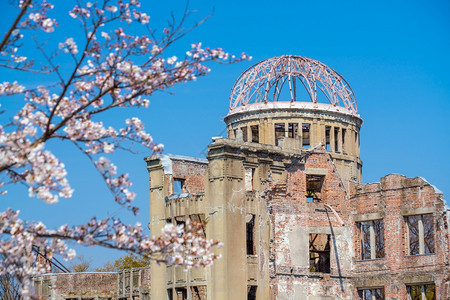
{"left": 145, "top": 141, "right": 449, "bottom": 300}
{"left": 267, "top": 151, "right": 354, "bottom": 299}
{"left": 34, "top": 267, "right": 151, "bottom": 299}
{"left": 34, "top": 272, "right": 117, "bottom": 299}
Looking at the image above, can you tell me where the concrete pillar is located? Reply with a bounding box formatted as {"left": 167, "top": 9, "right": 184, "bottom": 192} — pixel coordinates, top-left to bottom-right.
{"left": 227, "top": 124, "right": 232, "bottom": 139}
{"left": 330, "top": 126, "right": 335, "bottom": 152}
{"left": 311, "top": 118, "right": 318, "bottom": 147}
{"left": 419, "top": 216, "right": 425, "bottom": 254}
{"left": 356, "top": 129, "right": 360, "bottom": 157}
{"left": 298, "top": 122, "right": 303, "bottom": 148}
{"left": 337, "top": 127, "right": 342, "bottom": 153}
{"left": 350, "top": 126, "right": 356, "bottom": 156}
{"left": 318, "top": 121, "right": 325, "bottom": 147}
{"left": 369, "top": 221, "right": 376, "bottom": 259}
{"left": 146, "top": 156, "right": 172, "bottom": 300}
{"left": 130, "top": 269, "right": 133, "bottom": 299}
{"left": 207, "top": 148, "right": 247, "bottom": 300}
{"left": 267, "top": 118, "right": 274, "bottom": 145}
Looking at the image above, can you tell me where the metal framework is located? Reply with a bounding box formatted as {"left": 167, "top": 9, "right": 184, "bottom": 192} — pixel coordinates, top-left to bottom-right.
{"left": 229, "top": 55, "right": 357, "bottom": 113}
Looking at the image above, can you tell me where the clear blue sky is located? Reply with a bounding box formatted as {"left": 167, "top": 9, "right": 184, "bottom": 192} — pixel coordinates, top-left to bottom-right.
{"left": 1, "top": 0, "right": 449, "bottom": 268}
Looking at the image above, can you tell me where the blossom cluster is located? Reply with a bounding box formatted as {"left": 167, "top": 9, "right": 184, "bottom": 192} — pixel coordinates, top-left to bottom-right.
{"left": 0, "top": 0, "right": 56, "bottom": 71}
{"left": 0, "top": 0, "right": 250, "bottom": 297}
{"left": 0, "top": 209, "right": 220, "bottom": 297}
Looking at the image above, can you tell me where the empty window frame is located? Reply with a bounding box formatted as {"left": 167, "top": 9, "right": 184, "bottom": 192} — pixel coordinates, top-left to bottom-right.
{"left": 405, "top": 214, "right": 435, "bottom": 255}
{"left": 274, "top": 123, "right": 285, "bottom": 146}
{"left": 358, "top": 288, "right": 385, "bottom": 300}
{"left": 173, "top": 178, "right": 185, "bottom": 194}
{"left": 309, "top": 233, "right": 331, "bottom": 273}
{"left": 358, "top": 219, "right": 385, "bottom": 260}
{"left": 246, "top": 214, "right": 256, "bottom": 255}
{"left": 334, "top": 127, "right": 339, "bottom": 152}
{"left": 167, "top": 288, "right": 173, "bottom": 300}
{"left": 247, "top": 285, "right": 257, "bottom": 300}
{"left": 302, "top": 123, "right": 310, "bottom": 148}
{"left": 306, "top": 174, "right": 324, "bottom": 203}
{"left": 175, "top": 287, "right": 187, "bottom": 300}
{"left": 191, "top": 286, "right": 206, "bottom": 300}
{"left": 288, "top": 123, "right": 298, "bottom": 139}
{"left": 342, "top": 128, "right": 347, "bottom": 154}
{"left": 241, "top": 126, "right": 248, "bottom": 142}
{"left": 251, "top": 125, "right": 259, "bottom": 143}
{"left": 406, "top": 284, "right": 436, "bottom": 300}
{"left": 325, "top": 126, "right": 331, "bottom": 151}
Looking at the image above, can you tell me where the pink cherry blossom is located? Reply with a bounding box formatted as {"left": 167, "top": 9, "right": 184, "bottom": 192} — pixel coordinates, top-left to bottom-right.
{"left": 0, "top": 0, "right": 250, "bottom": 297}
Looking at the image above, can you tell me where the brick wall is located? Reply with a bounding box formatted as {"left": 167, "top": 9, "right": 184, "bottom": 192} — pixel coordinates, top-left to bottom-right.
{"left": 172, "top": 159, "right": 207, "bottom": 193}
{"left": 350, "top": 174, "right": 449, "bottom": 300}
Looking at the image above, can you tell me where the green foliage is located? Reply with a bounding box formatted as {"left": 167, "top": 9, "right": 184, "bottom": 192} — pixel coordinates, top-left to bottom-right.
{"left": 95, "top": 253, "right": 150, "bottom": 272}
{"left": 69, "top": 255, "right": 91, "bottom": 272}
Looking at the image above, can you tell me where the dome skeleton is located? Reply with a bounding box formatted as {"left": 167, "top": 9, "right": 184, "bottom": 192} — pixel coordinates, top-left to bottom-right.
{"left": 229, "top": 55, "right": 358, "bottom": 113}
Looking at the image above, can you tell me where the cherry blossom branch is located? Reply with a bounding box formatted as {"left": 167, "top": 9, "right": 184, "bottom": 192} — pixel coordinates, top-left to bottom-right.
{"left": 0, "top": 0, "right": 32, "bottom": 52}
{"left": 0, "top": 209, "right": 221, "bottom": 297}
{"left": 0, "top": 0, "right": 250, "bottom": 297}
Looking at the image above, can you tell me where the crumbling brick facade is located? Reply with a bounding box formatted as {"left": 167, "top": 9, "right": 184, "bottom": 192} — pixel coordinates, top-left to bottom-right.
{"left": 144, "top": 141, "right": 448, "bottom": 299}
{"left": 36, "top": 56, "right": 449, "bottom": 300}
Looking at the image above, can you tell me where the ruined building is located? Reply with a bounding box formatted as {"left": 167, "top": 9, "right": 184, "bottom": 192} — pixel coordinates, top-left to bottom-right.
{"left": 35, "top": 56, "right": 449, "bottom": 299}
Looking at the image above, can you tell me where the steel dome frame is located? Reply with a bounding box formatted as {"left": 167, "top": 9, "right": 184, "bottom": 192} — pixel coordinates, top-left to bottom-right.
{"left": 229, "top": 55, "right": 357, "bottom": 113}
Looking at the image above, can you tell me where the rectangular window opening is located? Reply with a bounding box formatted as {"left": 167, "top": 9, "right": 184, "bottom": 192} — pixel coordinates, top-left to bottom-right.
{"left": 175, "top": 287, "right": 187, "bottom": 300}
{"left": 251, "top": 125, "right": 259, "bottom": 143}
{"left": 288, "top": 123, "right": 298, "bottom": 139}
{"left": 406, "top": 283, "right": 435, "bottom": 300}
{"left": 325, "top": 126, "right": 331, "bottom": 151}
{"left": 358, "top": 288, "right": 385, "bottom": 300}
{"left": 167, "top": 288, "right": 173, "bottom": 300}
{"left": 247, "top": 285, "right": 257, "bottom": 300}
{"left": 309, "top": 233, "right": 330, "bottom": 273}
{"left": 191, "top": 286, "right": 206, "bottom": 300}
{"left": 306, "top": 174, "right": 324, "bottom": 202}
{"left": 274, "top": 123, "right": 285, "bottom": 146}
{"left": 334, "top": 127, "right": 339, "bottom": 153}
{"left": 405, "top": 214, "right": 435, "bottom": 255}
{"left": 241, "top": 126, "right": 248, "bottom": 142}
{"left": 358, "top": 219, "right": 385, "bottom": 260}
{"left": 302, "top": 123, "right": 310, "bottom": 148}
{"left": 423, "top": 214, "right": 435, "bottom": 254}
{"left": 342, "top": 128, "right": 347, "bottom": 154}
{"left": 173, "top": 178, "right": 185, "bottom": 194}
{"left": 356, "top": 131, "right": 360, "bottom": 147}
{"left": 246, "top": 214, "right": 255, "bottom": 255}
{"left": 374, "top": 219, "right": 385, "bottom": 258}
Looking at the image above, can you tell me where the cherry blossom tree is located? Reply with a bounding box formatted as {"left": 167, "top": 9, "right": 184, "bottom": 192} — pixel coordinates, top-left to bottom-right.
{"left": 0, "top": 0, "right": 250, "bottom": 297}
